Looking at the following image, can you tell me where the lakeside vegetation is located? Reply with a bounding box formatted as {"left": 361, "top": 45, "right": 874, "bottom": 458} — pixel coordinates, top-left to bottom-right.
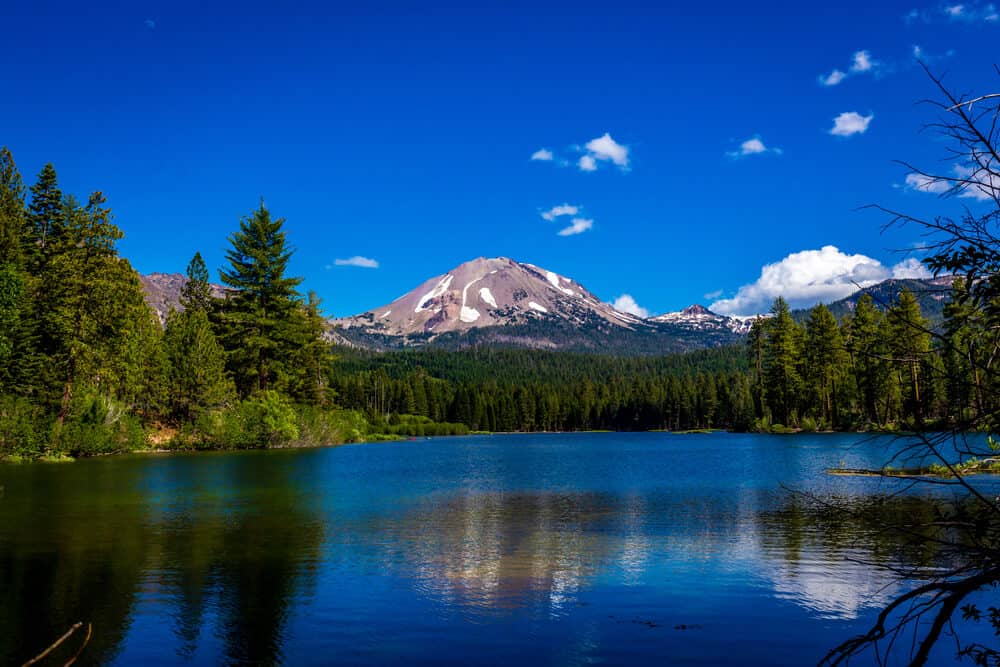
{"left": 0, "top": 142, "right": 995, "bottom": 462}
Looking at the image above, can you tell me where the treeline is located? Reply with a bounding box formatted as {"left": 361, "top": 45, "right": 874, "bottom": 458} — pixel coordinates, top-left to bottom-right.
{"left": 332, "top": 289, "right": 981, "bottom": 434}
{"left": 0, "top": 147, "right": 361, "bottom": 458}
{"left": 749, "top": 293, "right": 945, "bottom": 431}
{"left": 331, "top": 347, "right": 756, "bottom": 432}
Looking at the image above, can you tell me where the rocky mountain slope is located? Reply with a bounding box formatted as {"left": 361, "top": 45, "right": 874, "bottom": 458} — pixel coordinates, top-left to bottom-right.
{"left": 139, "top": 273, "right": 228, "bottom": 324}
{"left": 331, "top": 257, "right": 749, "bottom": 353}
{"left": 138, "top": 260, "right": 954, "bottom": 353}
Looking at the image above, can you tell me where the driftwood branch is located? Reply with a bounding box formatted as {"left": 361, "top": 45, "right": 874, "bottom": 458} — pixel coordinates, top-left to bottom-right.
{"left": 21, "top": 622, "right": 82, "bottom": 667}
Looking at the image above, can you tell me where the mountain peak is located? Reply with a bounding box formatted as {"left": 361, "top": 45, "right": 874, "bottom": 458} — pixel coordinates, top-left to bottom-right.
{"left": 333, "top": 257, "right": 642, "bottom": 338}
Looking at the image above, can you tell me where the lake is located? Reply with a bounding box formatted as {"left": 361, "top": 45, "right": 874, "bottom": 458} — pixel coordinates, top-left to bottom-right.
{"left": 1, "top": 432, "right": 996, "bottom": 665}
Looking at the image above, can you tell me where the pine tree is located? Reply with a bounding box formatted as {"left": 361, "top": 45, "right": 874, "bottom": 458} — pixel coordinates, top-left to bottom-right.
{"left": 0, "top": 147, "right": 26, "bottom": 267}
{"left": 164, "top": 308, "right": 234, "bottom": 421}
{"left": 45, "top": 193, "right": 151, "bottom": 426}
{"left": 844, "top": 294, "right": 889, "bottom": 426}
{"left": 25, "top": 163, "right": 64, "bottom": 271}
{"left": 804, "top": 303, "right": 847, "bottom": 428}
{"left": 885, "top": 289, "right": 930, "bottom": 425}
{"left": 180, "top": 251, "right": 214, "bottom": 312}
{"left": 217, "top": 200, "right": 303, "bottom": 396}
{"left": 762, "top": 297, "right": 804, "bottom": 426}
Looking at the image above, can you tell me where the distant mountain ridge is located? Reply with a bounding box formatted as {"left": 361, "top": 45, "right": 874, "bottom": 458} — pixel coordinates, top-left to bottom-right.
{"left": 331, "top": 257, "right": 751, "bottom": 354}
{"left": 139, "top": 273, "right": 228, "bottom": 324}
{"left": 139, "top": 260, "right": 954, "bottom": 354}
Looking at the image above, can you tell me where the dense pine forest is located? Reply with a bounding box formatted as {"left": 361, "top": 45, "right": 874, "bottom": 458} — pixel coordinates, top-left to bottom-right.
{"left": 0, "top": 144, "right": 993, "bottom": 460}
{"left": 329, "top": 288, "right": 972, "bottom": 434}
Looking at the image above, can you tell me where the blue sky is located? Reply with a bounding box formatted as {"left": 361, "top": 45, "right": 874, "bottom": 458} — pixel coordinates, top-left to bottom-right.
{"left": 4, "top": 0, "right": 998, "bottom": 316}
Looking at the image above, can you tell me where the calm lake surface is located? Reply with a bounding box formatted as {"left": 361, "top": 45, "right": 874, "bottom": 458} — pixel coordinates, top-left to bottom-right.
{"left": 1, "top": 432, "right": 997, "bottom": 665}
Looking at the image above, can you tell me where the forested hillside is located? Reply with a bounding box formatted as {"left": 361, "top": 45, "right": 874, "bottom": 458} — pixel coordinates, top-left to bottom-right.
{"left": 0, "top": 147, "right": 358, "bottom": 459}
{"left": 0, "top": 144, "right": 994, "bottom": 458}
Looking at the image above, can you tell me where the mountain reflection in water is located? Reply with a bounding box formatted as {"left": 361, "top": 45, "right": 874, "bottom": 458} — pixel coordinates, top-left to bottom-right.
{"left": 1, "top": 433, "right": 994, "bottom": 665}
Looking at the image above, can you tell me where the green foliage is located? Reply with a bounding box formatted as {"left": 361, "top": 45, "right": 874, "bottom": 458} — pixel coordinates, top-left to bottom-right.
{"left": 0, "top": 147, "right": 26, "bottom": 267}
{"left": 179, "top": 251, "right": 213, "bottom": 312}
{"left": 198, "top": 392, "right": 300, "bottom": 449}
{"left": 0, "top": 396, "right": 47, "bottom": 458}
{"left": 163, "top": 308, "right": 234, "bottom": 421}
{"left": 54, "top": 394, "right": 146, "bottom": 456}
{"left": 217, "top": 201, "right": 305, "bottom": 397}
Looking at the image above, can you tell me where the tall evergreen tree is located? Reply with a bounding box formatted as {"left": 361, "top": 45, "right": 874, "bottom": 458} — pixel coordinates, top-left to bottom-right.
{"left": 885, "top": 289, "right": 931, "bottom": 425}
{"left": 0, "top": 147, "right": 26, "bottom": 267}
{"left": 844, "top": 294, "right": 889, "bottom": 426}
{"left": 180, "top": 251, "right": 213, "bottom": 312}
{"left": 217, "top": 200, "right": 303, "bottom": 396}
{"left": 762, "top": 297, "right": 804, "bottom": 426}
{"left": 164, "top": 308, "right": 234, "bottom": 421}
{"left": 804, "top": 303, "right": 848, "bottom": 427}
{"left": 25, "top": 163, "right": 63, "bottom": 271}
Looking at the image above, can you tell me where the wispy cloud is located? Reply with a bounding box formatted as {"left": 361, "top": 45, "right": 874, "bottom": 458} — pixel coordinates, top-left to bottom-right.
{"left": 144, "top": 18, "right": 156, "bottom": 29}
{"left": 829, "top": 111, "right": 874, "bottom": 137}
{"left": 557, "top": 218, "right": 594, "bottom": 236}
{"left": 540, "top": 204, "right": 580, "bottom": 221}
{"left": 819, "top": 50, "right": 880, "bottom": 86}
{"left": 904, "top": 165, "right": 998, "bottom": 201}
{"left": 533, "top": 133, "right": 631, "bottom": 172}
{"left": 578, "top": 155, "right": 597, "bottom": 172}
{"left": 727, "top": 136, "right": 782, "bottom": 158}
{"left": 820, "top": 69, "right": 847, "bottom": 86}
{"left": 710, "top": 245, "right": 927, "bottom": 316}
{"left": 331, "top": 256, "right": 379, "bottom": 269}
{"left": 905, "top": 2, "right": 999, "bottom": 23}
{"left": 851, "top": 49, "right": 874, "bottom": 72}
{"left": 612, "top": 294, "right": 649, "bottom": 318}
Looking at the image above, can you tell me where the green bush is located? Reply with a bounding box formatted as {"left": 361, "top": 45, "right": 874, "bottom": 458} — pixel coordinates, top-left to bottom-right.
{"left": 56, "top": 394, "right": 146, "bottom": 456}
{"left": 799, "top": 416, "right": 818, "bottom": 433}
{"left": 0, "top": 396, "right": 48, "bottom": 458}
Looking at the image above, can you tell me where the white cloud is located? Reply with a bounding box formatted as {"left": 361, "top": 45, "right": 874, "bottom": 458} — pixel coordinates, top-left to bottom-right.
{"left": 704, "top": 289, "right": 724, "bottom": 300}
{"left": 531, "top": 148, "right": 554, "bottom": 161}
{"left": 819, "top": 50, "right": 885, "bottom": 86}
{"left": 144, "top": 18, "right": 156, "bottom": 29}
{"left": 557, "top": 218, "right": 594, "bottom": 236}
{"left": 905, "top": 165, "right": 998, "bottom": 201}
{"left": 584, "top": 133, "right": 629, "bottom": 168}
{"left": 333, "top": 256, "right": 379, "bottom": 269}
{"left": 829, "top": 111, "right": 874, "bottom": 137}
{"left": 891, "top": 257, "right": 933, "bottom": 279}
{"left": 727, "top": 136, "right": 782, "bottom": 158}
{"left": 820, "top": 69, "right": 847, "bottom": 86}
{"left": 850, "top": 50, "right": 874, "bottom": 72}
{"left": 612, "top": 294, "right": 650, "bottom": 318}
{"left": 710, "top": 245, "right": 897, "bottom": 316}
{"left": 541, "top": 204, "right": 580, "bottom": 221}
{"left": 907, "top": 2, "right": 998, "bottom": 22}
{"left": 578, "top": 154, "right": 597, "bottom": 172}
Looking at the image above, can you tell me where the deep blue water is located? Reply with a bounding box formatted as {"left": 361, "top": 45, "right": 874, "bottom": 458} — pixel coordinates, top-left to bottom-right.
{"left": 1, "top": 432, "right": 997, "bottom": 665}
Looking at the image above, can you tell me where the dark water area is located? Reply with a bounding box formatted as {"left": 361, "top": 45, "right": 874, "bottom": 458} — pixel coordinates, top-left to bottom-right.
{"left": 1, "top": 433, "right": 997, "bottom": 665}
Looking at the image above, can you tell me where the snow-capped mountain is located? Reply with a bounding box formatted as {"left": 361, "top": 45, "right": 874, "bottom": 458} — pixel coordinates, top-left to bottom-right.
{"left": 649, "top": 304, "right": 757, "bottom": 335}
{"left": 334, "top": 257, "right": 645, "bottom": 337}
{"left": 330, "top": 257, "right": 746, "bottom": 353}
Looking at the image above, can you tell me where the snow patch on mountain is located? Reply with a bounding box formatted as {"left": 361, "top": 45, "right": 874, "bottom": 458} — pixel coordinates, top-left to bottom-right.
{"left": 415, "top": 275, "right": 454, "bottom": 313}
{"left": 528, "top": 301, "right": 548, "bottom": 313}
{"left": 545, "top": 271, "right": 575, "bottom": 296}
{"left": 479, "top": 287, "right": 498, "bottom": 308}
{"left": 651, "top": 304, "right": 755, "bottom": 334}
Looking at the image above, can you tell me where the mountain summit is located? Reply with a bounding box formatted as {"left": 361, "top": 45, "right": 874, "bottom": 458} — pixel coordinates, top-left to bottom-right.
{"left": 336, "top": 257, "right": 644, "bottom": 337}
{"left": 330, "top": 257, "right": 748, "bottom": 353}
